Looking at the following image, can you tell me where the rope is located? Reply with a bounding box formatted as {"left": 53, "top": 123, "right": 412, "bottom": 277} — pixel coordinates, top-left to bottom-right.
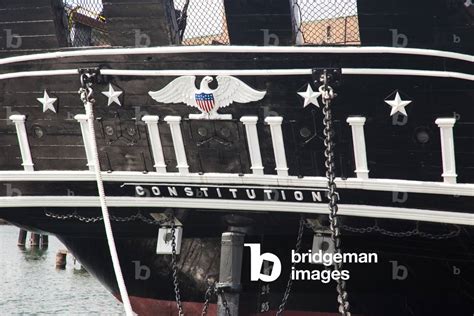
{"left": 79, "top": 74, "right": 134, "bottom": 316}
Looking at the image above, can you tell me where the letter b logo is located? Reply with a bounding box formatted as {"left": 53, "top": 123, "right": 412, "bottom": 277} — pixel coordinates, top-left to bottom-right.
{"left": 245, "top": 243, "right": 281, "bottom": 282}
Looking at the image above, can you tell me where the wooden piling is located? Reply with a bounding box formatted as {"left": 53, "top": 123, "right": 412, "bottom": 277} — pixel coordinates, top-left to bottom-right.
{"left": 29, "top": 233, "right": 40, "bottom": 247}
{"left": 40, "top": 235, "right": 49, "bottom": 249}
{"left": 56, "top": 249, "right": 67, "bottom": 269}
{"left": 17, "top": 229, "right": 27, "bottom": 247}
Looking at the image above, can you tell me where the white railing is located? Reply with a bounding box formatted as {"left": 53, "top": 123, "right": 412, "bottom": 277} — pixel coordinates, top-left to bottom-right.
{"left": 5, "top": 113, "right": 466, "bottom": 194}
{"left": 9, "top": 115, "right": 34, "bottom": 172}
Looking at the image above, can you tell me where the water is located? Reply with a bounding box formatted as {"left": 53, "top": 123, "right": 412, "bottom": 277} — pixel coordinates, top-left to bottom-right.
{"left": 0, "top": 225, "right": 124, "bottom": 315}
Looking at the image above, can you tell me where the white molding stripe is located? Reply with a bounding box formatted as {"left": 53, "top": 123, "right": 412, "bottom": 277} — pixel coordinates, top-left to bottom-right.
{"left": 142, "top": 115, "right": 167, "bottom": 173}
{"left": 9, "top": 115, "right": 34, "bottom": 172}
{"left": 265, "top": 116, "right": 289, "bottom": 176}
{"left": 1, "top": 170, "right": 474, "bottom": 197}
{"left": 164, "top": 116, "right": 189, "bottom": 174}
{"left": 347, "top": 117, "right": 369, "bottom": 179}
{"left": 0, "top": 68, "right": 472, "bottom": 82}
{"left": 241, "top": 116, "right": 264, "bottom": 175}
{"left": 0, "top": 196, "right": 472, "bottom": 226}
{"left": 436, "top": 118, "right": 457, "bottom": 184}
{"left": 0, "top": 46, "right": 472, "bottom": 66}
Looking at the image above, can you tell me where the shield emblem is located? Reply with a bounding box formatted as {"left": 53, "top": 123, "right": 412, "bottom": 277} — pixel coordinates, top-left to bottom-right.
{"left": 195, "top": 92, "right": 215, "bottom": 113}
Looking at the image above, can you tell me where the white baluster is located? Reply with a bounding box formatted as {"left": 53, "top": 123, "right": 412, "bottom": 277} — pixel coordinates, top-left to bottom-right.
{"left": 265, "top": 116, "right": 288, "bottom": 176}
{"left": 435, "top": 118, "right": 457, "bottom": 184}
{"left": 142, "top": 115, "right": 167, "bottom": 173}
{"left": 9, "top": 115, "right": 34, "bottom": 171}
{"left": 75, "top": 114, "right": 95, "bottom": 171}
{"left": 346, "top": 116, "right": 369, "bottom": 179}
{"left": 164, "top": 116, "right": 189, "bottom": 175}
{"left": 240, "top": 116, "right": 264, "bottom": 175}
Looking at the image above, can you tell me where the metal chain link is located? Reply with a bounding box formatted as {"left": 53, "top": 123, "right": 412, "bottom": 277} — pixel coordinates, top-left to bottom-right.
{"left": 201, "top": 281, "right": 216, "bottom": 316}
{"left": 216, "top": 288, "right": 232, "bottom": 316}
{"left": 199, "top": 282, "right": 232, "bottom": 316}
{"left": 170, "top": 217, "right": 185, "bottom": 316}
{"left": 44, "top": 209, "right": 168, "bottom": 225}
{"left": 276, "top": 216, "right": 305, "bottom": 315}
{"left": 340, "top": 223, "right": 461, "bottom": 240}
{"left": 319, "top": 71, "right": 351, "bottom": 316}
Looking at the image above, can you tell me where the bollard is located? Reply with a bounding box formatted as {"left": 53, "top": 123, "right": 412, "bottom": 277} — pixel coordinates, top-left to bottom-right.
{"left": 17, "top": 229, "right": 27, "bottom": 247}
{"left": 217, "top": 232, "right": 245, "bottom": 316}
{"left": 40, "top": 235, "right": 49, "bottom": 249}
{"left": 56, "top": 249, "right": 67, "bottom": 269}
{"left": 29, "top": 233, "right": 40, "bottom": 247}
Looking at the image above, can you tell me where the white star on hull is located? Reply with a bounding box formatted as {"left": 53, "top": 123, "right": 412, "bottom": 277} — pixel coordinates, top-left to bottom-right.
{"left": 102, "top": 84, "right": 123, "bottom": 106}
{"left": 37, "top": 90, "right": 57, "bottom": 113}
{"left": 385, "top": 91, "right": 412, "bottom": 116}
{"left": 298, "top": 84, "right": 322, "bottom": 108}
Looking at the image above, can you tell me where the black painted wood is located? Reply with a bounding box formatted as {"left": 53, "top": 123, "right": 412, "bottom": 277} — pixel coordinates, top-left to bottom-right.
{"left": 0, "top": 51, "right": 472, "bottom": 181}
{"left": 103, "top": 0, "right": 177, "bottom": 47}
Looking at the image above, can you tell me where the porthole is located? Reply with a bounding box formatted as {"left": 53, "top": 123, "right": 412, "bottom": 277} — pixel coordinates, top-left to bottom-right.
{"left": 197, "top": 127, "right": 208, "bottom": 137}
{"left": 33, "top": 126, "right": 44, "bottom": 139}
{"left": 105, "top": 125, "right": 114, "bottom": 136}
{"left": 299, "top": 127, "right": 311, "bottom": 138}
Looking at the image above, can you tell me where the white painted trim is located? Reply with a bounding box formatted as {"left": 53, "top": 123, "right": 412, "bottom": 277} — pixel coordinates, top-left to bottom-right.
{"left": 436, "top": 118, "right": 457, "bottom": 184}
{"left": 240, "top": 116, "right": 264, "bottom": 175}
{"left": 0, "top": 196, "right": 472, "bottom": 226}
{"left": 9, "top": 115, "right": 34, "bottom": 171}
{"left": 346, "top": 117, "right": 369, "bottom": 179}
{"left": 1, "top": 170, "right": 474, "bottom": 197}
{"left": 265, "top": 116, "right": 289, "bottom": 176}
{"left": 142, "top": 115, "right": 167, "bottom": 173}
{"left": 74, "top": 114, "right": 95, "bottom": 171}
{"left": 164, "top": 116, "right": 189, "bottom": 175}
{"left": 0, "top": 46, "right": 471, "bottom": 66}
{"left": 342, "top": 68, "right": 473, "bottom": 81}
{"left": 0, "top": 68, "right": 472, "bottom": 82}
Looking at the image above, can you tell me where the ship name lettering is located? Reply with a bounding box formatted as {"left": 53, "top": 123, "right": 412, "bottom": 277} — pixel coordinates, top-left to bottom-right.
{"left": 132, "top": 185, "right": 326, "bottom": 203}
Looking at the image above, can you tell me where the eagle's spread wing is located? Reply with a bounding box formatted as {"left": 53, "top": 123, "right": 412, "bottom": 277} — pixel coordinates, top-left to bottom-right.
{"left": 214, "top": 76, "right": 266, "bottom": 108}
{"left": 148, "top": 76, "right": 198, "bottom": 108}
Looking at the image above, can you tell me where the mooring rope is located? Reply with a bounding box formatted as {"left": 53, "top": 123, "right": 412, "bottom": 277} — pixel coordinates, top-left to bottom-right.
{"left": 79, "top": 72, "right": 134, "bottom": 316}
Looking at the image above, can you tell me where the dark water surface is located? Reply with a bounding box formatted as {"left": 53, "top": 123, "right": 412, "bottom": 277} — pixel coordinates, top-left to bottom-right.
{"left": 0, "top": 225, "right": 124, "bottom": 315}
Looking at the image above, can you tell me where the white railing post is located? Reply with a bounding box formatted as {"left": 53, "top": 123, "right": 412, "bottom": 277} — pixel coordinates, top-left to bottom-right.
{"left": 142, "top": 115, "right": 167, "bottom": 173}
{"left": 435, "top": 118, "right": 457, "bottom": 184}
{"left": 75, "top": 114, "right": 95, "bottom": 171}
{"left": 164, "top": 116, "right": 189, "bottom": 175}
{"left": 347, "top": 116, "right": 369, "bottom": 179}
{"left": 9, "top": 115, "right": 34, "bottom": 171}
{"left": 240, "top": 116, "right": 264, "bottom": 175}
{"left": 265, "top": 116, "right": 288, "bottom": 176}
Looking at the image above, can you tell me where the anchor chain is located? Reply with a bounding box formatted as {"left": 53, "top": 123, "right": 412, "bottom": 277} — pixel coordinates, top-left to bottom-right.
{"left": 201, "top": 281, "right": 216, "bottom": 316}
{"left": 319, "top": 70, "right": 351, "bottom": 316}
{"left": 340, "top": 222, "right": 461, "bottom": 240}
{"left": 170, "top": 217, "right": 184, "bottom": 316}
{"left": 276, "top": 216, "right": 305, "bottom": 315}
{"left": 200, "top": 281, "right": 232, "bottom": 316}
{"left": 170, "top": 216, "right": 231, "bottom": 316}
{"left": 44, "top": 209, "right": 169, "bottom": 225}
{"left": 216, "top": 287, "right": 232, "bottom": 316}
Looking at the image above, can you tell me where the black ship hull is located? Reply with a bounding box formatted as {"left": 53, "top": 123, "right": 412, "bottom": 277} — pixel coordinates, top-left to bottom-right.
{"left": 2, "top": 206, "right": 473, "bottom": 316}
{"left": 1, "top": 3, "right": 473, "bottom": 313}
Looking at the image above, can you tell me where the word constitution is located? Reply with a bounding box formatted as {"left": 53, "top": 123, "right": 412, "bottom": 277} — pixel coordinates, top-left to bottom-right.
{"left": 126, "top": 184, "right": 329, "bottom": 203}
